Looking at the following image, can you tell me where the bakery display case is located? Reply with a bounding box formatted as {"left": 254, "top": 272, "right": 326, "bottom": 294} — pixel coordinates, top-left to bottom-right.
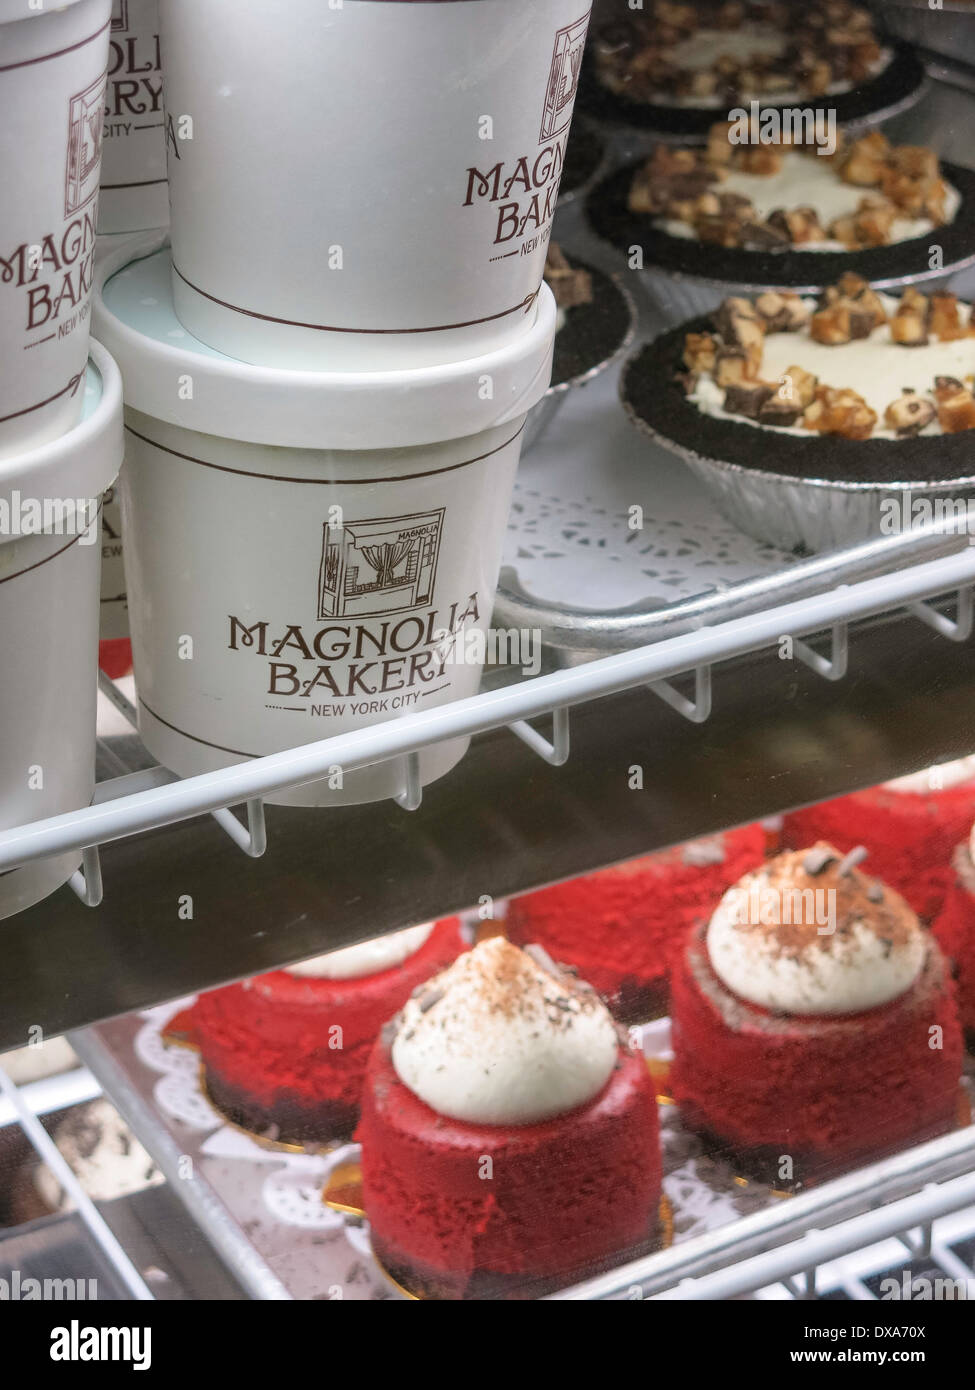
{"left": 2, "top": 0, "right": 975, "bottom": 1312}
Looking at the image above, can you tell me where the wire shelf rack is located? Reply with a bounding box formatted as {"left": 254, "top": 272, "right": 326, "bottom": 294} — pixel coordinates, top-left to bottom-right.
{"left": 0, "top": 524, "right": 973, "bottom": 912}
{"left": 3, "top": 55, "right": 975, "bottom": 1305}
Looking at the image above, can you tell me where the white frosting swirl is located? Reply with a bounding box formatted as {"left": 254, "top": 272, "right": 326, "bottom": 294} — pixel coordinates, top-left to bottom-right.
{"left": 285, "top": 922, "right": 433, "bottom": 981}
{"left": 391, "top": 937, "right": 619, "bottom": 1125}
{"left": 884, "top": 756, "right": 975, "bottom": 796}
{"left": 706, "top": 859, "right": 926, "bottom": 1016}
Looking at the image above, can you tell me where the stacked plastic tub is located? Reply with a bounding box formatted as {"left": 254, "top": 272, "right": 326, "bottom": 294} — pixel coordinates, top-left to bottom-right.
{"left": 98, "top": 0, "right": 167, "bottom": 235}
{"left": 93, "top": 0, "right": 588, "bottom": 807}
{"left": 96, "top": 0, "right": 168, "bottom": 678}
{"left": 0, "top": 0, "right": 123, "bottom": 918}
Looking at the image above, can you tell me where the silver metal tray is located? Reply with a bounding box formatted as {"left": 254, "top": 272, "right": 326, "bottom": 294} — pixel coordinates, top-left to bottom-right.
{"left": 71, "top": 1002, "right": 975, "bottom": 1302}
{"left": 874, "top": 0, "right": 975, "bottom": 68}
{"left": 495, "top": 67, "right": 975, "bottom": 656}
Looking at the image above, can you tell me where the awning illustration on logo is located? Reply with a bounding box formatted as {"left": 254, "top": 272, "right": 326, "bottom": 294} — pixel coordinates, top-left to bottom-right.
{"left": 318, "top": 509, "right": 445, "bottom": 620}
{"left": 65, "top": 74, "right": 107, "bottom": 216}
{"left": 539, "top": 10, "right": 590, "bottom": 143}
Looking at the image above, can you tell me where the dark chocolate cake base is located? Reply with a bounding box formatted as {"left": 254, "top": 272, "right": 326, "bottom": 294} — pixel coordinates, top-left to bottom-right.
{"left": 371, "top": 1218, "right": 665, "bottom": 1301}
{"left": 612, "top": 977, "right": 671, "bottom": 1028}
{"left": 680, "top": 1108, "right": 959, "bottom": 1194}
{"left": 203, "top": 1069, "right": 358, "bottom": 1151}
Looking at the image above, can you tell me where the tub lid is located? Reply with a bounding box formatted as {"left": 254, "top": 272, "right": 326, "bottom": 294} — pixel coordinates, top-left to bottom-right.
{"left": 0, "top": 0, "right": 90, "bottom": 24}
{"left": 0, "top": 340, "right": 124, "bottom": 547}
{"left": 92, "top": 234, "right": 556, "bottom": 451}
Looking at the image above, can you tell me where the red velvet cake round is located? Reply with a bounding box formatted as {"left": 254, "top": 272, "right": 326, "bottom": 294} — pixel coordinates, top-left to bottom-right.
{"left": 357, "top": 938, "right": 662, "bottom": 1298}
{"left": 932, "top": 837, "right": 975, "bottom": 1044}
{"left": 505, "top": 823, "right": 766, "bottom": 1020}
{"left": 171, "top": 918, "right": 466, "bottom": 1146}
{"left": 98, "top": 638, "right": 133, "bottom": 680}
{"left": 670, "top": 845, "right": 963, "bottom": 1188}
{"left": 783, "top": 759, "right": 975, "bottom": 921}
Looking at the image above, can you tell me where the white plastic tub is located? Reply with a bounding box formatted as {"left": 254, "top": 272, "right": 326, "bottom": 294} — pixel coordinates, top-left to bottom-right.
{"left": 98, "top": 0, "right": 168, "bottom": 233}
{"left": 0, "top": 340, "right": 123, "bottom": 919}
{"left": 93, "top": 237, "right": 556, "bottom": 806}
{"left": 160, "top": 0, "right": 590, "bottom": 368}
{"left": 0, "top": 0, "right": 112, "bottom": 458}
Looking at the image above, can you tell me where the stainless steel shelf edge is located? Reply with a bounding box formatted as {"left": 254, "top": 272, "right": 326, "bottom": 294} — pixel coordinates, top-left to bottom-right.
{"left": 654, "top": 1169, "right": 975, "bottom": 1301}
{"left": 68, "top": 1028, "right": 292, "bottom": 1302}
{"left": 2, "top": 537, "right": 974, "bottom": 877}
{"left": 553, "top": 1125, "right": 975, "bottom": 1301}
{"left": 495, "top": 523, "right": 973, "bottom": 655}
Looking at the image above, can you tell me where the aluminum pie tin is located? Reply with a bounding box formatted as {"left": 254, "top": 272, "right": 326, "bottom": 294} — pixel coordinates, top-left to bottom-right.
{"left": 522, "top": 261, "right": 638, "bottom": 453}
{"left": 587, "top": 157, "right": 975, "bottom": 326}
{"left": 665, "top": 448, "right": 975, "bottom": 555}
{"left": 619, "top": 330, "right": 975, "bottom": 555}
{"left": 874, "top": 0, "right": 975, "bottom": 68}
{"left": 557, "top": 119, "right": 610, "bottom": 207}
{"left": 575, "top": 38, "right": 928, "bottom": 143}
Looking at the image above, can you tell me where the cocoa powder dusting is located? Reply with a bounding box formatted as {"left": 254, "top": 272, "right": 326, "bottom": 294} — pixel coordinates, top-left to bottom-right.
{"left": 470, "top": 939, "right": 595, "bottom": 1029}
{"left": 728, "top": 842, "right": 918, "bottom": 960}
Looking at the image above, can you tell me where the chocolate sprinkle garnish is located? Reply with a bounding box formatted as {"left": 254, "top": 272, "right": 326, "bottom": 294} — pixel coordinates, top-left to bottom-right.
{"left": 418, "top": 987, "right": 445, "bottom": 1014}
{"left": 837, "top": 845, "right": 869, "bottom": 876}
{"left": 523, "top": 942, "right": 564, "bottom": 980}
{"left": 802, "top": 847, "right": 837, "bottom": 876}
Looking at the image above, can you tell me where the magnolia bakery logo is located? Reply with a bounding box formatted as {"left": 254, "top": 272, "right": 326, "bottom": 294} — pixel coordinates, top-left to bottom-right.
{"left": 65, "top": 75, "right": 107, "bottom": 216}
{"left": 461, "top": 9, "right": 590, "bottom": 247}
{"left": 318, "top": 509, "right": 444, "bottom": 620}
{"left": 106, "top": 0, "right": 162, "bottom": 129}
{"left": 540, "top": 10, "right": 590, "bottom": 141}
{"left": 228, "top": 507, "right": 489, "bottom": 706}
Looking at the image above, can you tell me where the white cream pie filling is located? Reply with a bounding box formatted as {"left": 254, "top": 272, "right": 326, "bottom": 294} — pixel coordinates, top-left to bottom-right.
{"left": 660, "top": 152, "right": 959, "bottom": 248}
{"left": 706, "top": 847, "right": 926, "bottom": 1015}
{"left": 286, "top": 922, "right": 434, "bottom": 981}
{"left": 650, "top": 26, "right": 889, "bottom": 108}
{"left": 390, "top": 937, "right": 619, "bottom": 1126}
{"left": 690, "top": 292, "right": 975, "bottom": 440}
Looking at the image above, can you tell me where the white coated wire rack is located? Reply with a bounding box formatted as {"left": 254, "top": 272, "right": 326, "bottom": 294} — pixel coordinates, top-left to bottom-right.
{"left": 4, "top": 60, "right": 975, "bottom": 1303}
{"left": 0, "top": 523, "right": 972, "bottom": 906}
{"left": 555, "top": 1126, "right": 975, "bottom": 1301}
{"left": 756, "top": 1202, "right": 975, "bottom": 1302}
